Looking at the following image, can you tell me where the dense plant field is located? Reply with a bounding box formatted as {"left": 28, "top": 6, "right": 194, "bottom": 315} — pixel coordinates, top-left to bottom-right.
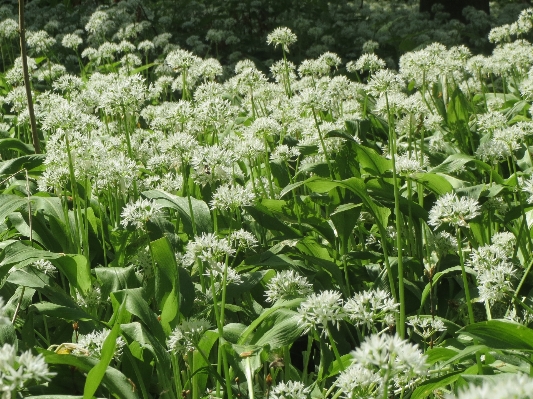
{"left": 3, "top": 0, "right": 533, "bottom": 398}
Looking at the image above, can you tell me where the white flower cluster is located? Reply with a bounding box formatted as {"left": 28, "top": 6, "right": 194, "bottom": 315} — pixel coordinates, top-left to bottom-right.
{"left": 74, "top": 329, "right": 125, "bottom": 361}
{"left": 336, "top": 333, "right": 428, "bottom": 399}
{"left": 467, "top": 231, "right": 517, "bottom": 305}
{"left": 344, "top": 288, "right": 399, "bottom": 330}
{"left": 120, "top": 198, "right": 164, "bottom": 230}
{"left": 265, "top": 270, "right": 313, "bottom": 303}
{"left": 447, "top": 372, "right": 533, "bottom": 399}
{"left": 167, "top": 318, "right": 211, "bottom": 354}
{"left": 0, "top": 344, "right": 56, "bottom": 395}
{"left": 428, "top": 193, "right": 480, "bottom": 228}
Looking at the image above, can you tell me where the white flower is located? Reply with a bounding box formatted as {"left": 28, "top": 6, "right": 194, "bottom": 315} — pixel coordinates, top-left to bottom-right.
{"left": 428, "top": 193, "right": 480, "bottom": 228}
{"left": 265, "top": 270, "right": 313, "bottom": 303}
{"left": 270, "top": 381, "right": 309, "bottom": 399}
{"left": 267, "top": 27, "right": 297, "bottom": 53}
{"left": 183, "top": 233, "right": 235, "bottom": 266}
{"left": 351, "top": 333, "right": 428, "bottom": 390}
{"left": 31, "top": 259, "right": 56, "bottom": 276}
{"left": 348, "top": 54, "right": 386, "bottom": 74}
{"left": 120, "top": 198, "right": 163, "bottom": 230}
{"left": 447, "top": 373, "right": 533, "bottom": 399}
{"left": 210, "top": 184, "right": 256, "bottom": 210}
{"left": 407, "top": 316, "right": 446, "bottom": 340}
{"left": 229, "top": 229, "right": 258, "bottom": 249}
{"left": 366, "top": 69, "right": 405, "bottom": 96}
{"left": 167, "top": 318, "right": 211, "bottom": 354}
{"left": 61, "top": 33, "right": 83, "bottom": 50}
{"left": 0, "top": 344, "right": 55, "bottom": 394}
{"left": 298, "top": 290, "right": 345, "bottom": 335}
{"left": 336, "top": 363, "right": 382, "bottom": 399}
{"left": 344, "top": 289, "right": 399, "bottom": 330}
{"left": 74, "top": 329, "right": 125, "bottom": 361}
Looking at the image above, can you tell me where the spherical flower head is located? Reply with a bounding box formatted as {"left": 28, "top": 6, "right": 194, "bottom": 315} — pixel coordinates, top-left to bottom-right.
{"left": 229, "top": 229, "right": 258, "bottom": 250}
{"left": 265, "top": 270, "right": 313, "bottom": 303}
{"left": 0, "top": 345, "right": 55, "bottom": 393}
{"left": 351, "top": 333, "right": 428, "bottom": 384}
{"left": 428, "top": 192, "right": 480, "bottom": 228}
{"left": 366, "top": 69, "right": 405, "bottom": 97}
{"left": 348, "top": 54, "right": 386, "bottom": 74}
{"left": 120, "top": 198, "right": 164, "bottom": 230}
{"left": 183, "top": 233, "right": 235, "bottom": 266}
{"left": 270, "top": 381, "right": 309, "bottom": 399}
{"left": 76, "top": 285, "right": 102, "bottom": 311}
{"left": 407, "top": 316, "right": 446, "bottom": 340}
{"left": 210, "top": 184, "right": 256, "bottom": 211}
{"left": 167, "top": 318, "right": 211, "bottom": 354}
{"left": 395, "top": 153, "right": 427, "bottom": 178}
{"left": 267, "top": 27, "right": 297, "bottom": 53}
{"left": 491, "top": 231, "right": 516, "bottom": 254}
{"left": 207, "top": 262, "right": 243, "bottom": 286}
{"left": 270, "top": 144, "right": 300, "bottom": 162}
{"left": 74, "top": 329, "right": 125, "bottom": 361}
{"left": 335, "top": 363, "right": 382, "bottom": 399}
{"left": 344, "top": 289, "right": 399, "bottom": 330}
{"left": 297, "top": 290, "right": 345, "bottom": 335}
{"left": 447, "top": 372, "right": 533, "bottom": 399}
{"left": 61, "top": 33, "right": 83, "bottom": 50}
{"left": 31, "top": 259, "right": 56, "bottom": 276}
{"left": 17, "top": 350, "right": 56, "bottom": 382}
{"left": 430, "top": 231, "right": 458, "bottom": 256}
{"left": 248, "top": 117, "right": 282, "bottom": 138}
{"left": 166, "top": 49, "right": 201, "bottom": 72}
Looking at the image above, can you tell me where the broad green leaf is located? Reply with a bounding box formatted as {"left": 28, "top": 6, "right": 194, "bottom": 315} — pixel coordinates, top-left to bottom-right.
{"left": 193, "top": 330, "right": 221, "bottom": 393}
{"left": 330, "top": 203, "right": 361, "bottom": 244}
{"left": 439, "top": 345, "right": 488, "bottom": 368}
{"left": 94, "top": 266, "right": 140, "bottom": 298}
{"left": 425, "top": 347, "right": 459, "bottom": 365}
{"left": 238, "top": 298, "right": 304, "bottom": 344}
{"left": 129, "top": 62, "right": 157, "bottom": 75}
{"left": 0, "top": 138, "right": 34, "bottom": 154}
{"left": 0, "top": 242, "right": 62, "bottom": 282}
{"left": 120, "top": 322, "right": 173, "bottom": 398}
{"left": 143, "top": 189, "right": 212, "bottom": 236}
{"left": 111, "top": 288, "right": 165, "bottom": 344}
{"left": 0, "top": 154, "right": 45, "bottom": 176}
{"left": 253, "top": 313, "right": 305, "bottom": 349}
{"left": 32, "top": 302, "right": 96, "bottom": 322}
{"left": 8, "top": 267, "right": 84, "bottom": 309}
{"left": 41, "top": 351, "right": 138, "bottom": 399}
{"left": 150, "top": 237, "right": 180, "bottom": 334}
{"left": 7, "top": 211, "right": 63, "bottom": 252}
{"left": 355, "top": 144, "right": 392, "bottom": 176}
{"left": 460, "top": 320, "right": 533, "bottom": 350}
{"left": 223, "top": 323, "right": 247, "bottom": 343}
{"left": 0, "top": 323, "right": 17, "bottom": 347}
{"left": 31, "top": 194, "right": 67, "bottom": 224}
{"left": 0, "top": 194, "right": 27, "bottom": 222}
{"left": 411, "top": 371, "right": 462, "bottom": 399}
{"left": 447, "top": 87, "right": 471, "bottom": 124}
{"left": 279, "top": 180, "right": 306, "bottom": 198}
{"left": 419, "top": 266, "right": 465, "bottom": 311}
{"left": 413, "top": 173, "right": 453, "bottom": 195}
{"left": 244, "top": 201, "right": 302, "bottom": 238}
{"left": 53, "top": 254, "right": 92, "bottom": 296}
{"left": 83, "top": 301, "right": 127, "bottom": 399}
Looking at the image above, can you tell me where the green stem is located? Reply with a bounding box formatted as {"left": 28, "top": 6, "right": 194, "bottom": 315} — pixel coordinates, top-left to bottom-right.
{"left": 385, "top": 92, "right": 405, "bottom": 339}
